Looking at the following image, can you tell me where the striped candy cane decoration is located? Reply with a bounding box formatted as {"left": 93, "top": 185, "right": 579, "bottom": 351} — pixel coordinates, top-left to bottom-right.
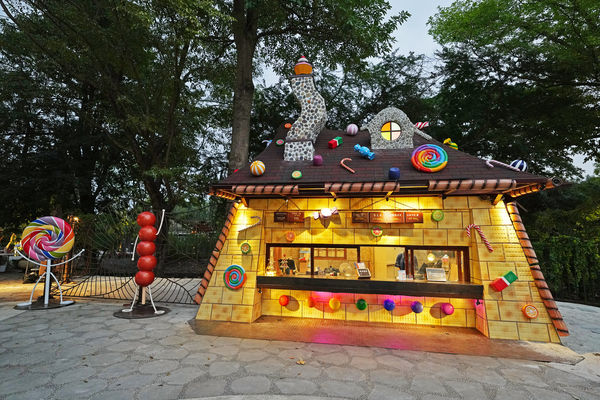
{"left": 466, "top": 224, "right": 493, "bottom": 252}
{"left": 415, "top": 121, "right": 429, "bottom": 129}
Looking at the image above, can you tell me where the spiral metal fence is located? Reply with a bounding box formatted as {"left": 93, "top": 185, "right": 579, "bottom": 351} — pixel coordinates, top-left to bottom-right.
{"left": 52, "top": 206, "right": 219, "bottom": 304}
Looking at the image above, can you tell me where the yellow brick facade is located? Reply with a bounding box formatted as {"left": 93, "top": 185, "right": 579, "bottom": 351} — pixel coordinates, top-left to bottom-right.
{"left": 195, "top": 196, "right": 561, "bottom": 343}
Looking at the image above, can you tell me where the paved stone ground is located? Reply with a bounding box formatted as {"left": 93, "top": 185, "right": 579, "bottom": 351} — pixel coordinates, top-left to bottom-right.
{"left": 0, "top": 297, "right": 599, "bottom": 400}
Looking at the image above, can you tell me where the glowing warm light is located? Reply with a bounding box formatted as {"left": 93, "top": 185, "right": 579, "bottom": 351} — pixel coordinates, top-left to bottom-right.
{"left": 427, "top": 252, "right": 435, "bottom": 262}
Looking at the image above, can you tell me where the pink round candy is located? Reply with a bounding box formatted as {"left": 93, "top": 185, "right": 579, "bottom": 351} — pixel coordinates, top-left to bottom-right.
{"left": 441, "top": 303, "right": 454, "bottom": 315}
{"left": 346, "top": 124, "right": 358, "bottom": 136}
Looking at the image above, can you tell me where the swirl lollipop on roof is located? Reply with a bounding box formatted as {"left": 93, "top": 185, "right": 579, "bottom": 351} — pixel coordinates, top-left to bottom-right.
{"left": 411, "top": 144, "right": 448, "bottom": 173}
{"left": 21, "top": 216, "right": 74, "bottom": 261}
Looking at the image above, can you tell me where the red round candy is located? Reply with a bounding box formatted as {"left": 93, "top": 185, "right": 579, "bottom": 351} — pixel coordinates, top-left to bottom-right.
{"left": 137, "top": 212, "right": 156, "bottom": 227}
{"left": 135, "top": 270, "right": 155, "bottom": 287}
{"left": 139, "top": 226, "right": 157, "bottom": 241}
{"left": 136, "top": 241, "right": 156, "bottom": 256}
{"left": 137, "top": 255, "right": 157, "bottom": 271}
{"left": 279, "top": 295, "right": 290, "bottom": 306}
{"left": 307, "top": 297, "right": 316, "bottom": 308}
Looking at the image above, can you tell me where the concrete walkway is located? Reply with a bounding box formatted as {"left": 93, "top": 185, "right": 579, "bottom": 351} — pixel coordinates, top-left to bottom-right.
{"left": 0, "top": 296, "right": 599, "bottom": 400}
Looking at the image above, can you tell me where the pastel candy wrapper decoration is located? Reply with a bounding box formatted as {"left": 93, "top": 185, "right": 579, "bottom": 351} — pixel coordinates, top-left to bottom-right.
{"left": 21, "top": 216, "right": 74, "bottom": 261}
{"left": 411, "top": 144, "right": 448, "bottom": 172}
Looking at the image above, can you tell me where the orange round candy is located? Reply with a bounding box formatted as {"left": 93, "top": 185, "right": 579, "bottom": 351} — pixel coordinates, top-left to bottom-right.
{"left": 284, "top": 123, "right": 292, "bottom": 129}
{"left": 522, "top": 304, "right": 538, "bottom": 319}
{"left": 285, "top": 231, "right": 295, "bottom": 242}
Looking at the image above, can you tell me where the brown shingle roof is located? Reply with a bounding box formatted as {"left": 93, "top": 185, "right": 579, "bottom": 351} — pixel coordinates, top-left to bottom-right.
{"left": 212, "top": 124, "right": 555, "bottom": 198}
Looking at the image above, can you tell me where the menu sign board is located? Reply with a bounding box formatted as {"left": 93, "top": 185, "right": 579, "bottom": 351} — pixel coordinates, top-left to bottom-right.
{"left": 351, "top": 212, "right": 370, "bottom": 223}
{"left": 404, "top": 211, "right": 424, "bottom": 223}
{"left": 351, "top": 211, "right": 423, "bottom": 224}
{"left": 369, "top": 211, "right": 405, "bottom": 224}
{"left": 274, "top": 212, "right": 305, "bottom": 223}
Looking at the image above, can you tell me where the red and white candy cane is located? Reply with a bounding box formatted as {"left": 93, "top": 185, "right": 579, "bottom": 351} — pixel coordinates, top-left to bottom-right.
{"left": 466, "top": 224, "right": 493, "bottom": 252}
{"left": 415, "top": 121, "right": 429, "bottom": 129}
{"left": 340, "top": 158, "right": 355, "bottom": 174}
{"left": 485, "top": 159, "right": 521, "bottom": 172}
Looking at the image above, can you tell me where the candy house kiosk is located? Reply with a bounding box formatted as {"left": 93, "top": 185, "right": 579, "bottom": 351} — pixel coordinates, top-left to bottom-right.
{"left": 194, "top": 57, "right": 569, "bottom": 343}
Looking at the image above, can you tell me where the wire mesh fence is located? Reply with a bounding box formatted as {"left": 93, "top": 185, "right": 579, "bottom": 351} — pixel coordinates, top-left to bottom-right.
{"left": 53, "top": 205, "right": 220, "bottom": 304}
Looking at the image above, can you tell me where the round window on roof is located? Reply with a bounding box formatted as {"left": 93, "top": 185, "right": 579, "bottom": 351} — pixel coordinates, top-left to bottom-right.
{"left": 381, "top": 122, "right": 401, "bottom": 141}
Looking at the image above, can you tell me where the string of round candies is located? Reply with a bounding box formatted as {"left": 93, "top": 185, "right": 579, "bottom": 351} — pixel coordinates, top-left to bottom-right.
{"left": 21, "top": 216, "right": 74, "bottom": 261}
{"left": 224, "top": 264, "right": 246, "bottom": 290}
{"left": 411, "top": 144, "right": 448, "bottom": 172}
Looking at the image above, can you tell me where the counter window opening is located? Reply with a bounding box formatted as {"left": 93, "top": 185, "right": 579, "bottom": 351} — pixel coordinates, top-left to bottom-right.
{"left": 264, "top": 243, "right": 470, "bottom": 283}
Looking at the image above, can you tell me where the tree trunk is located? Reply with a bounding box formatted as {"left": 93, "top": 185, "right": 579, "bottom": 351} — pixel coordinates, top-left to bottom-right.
{"left": 229, "top": 0, "right": 258, "bottom": 173}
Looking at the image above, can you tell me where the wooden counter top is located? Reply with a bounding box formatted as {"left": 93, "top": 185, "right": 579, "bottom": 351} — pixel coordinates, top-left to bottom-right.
{"left": 256, "top": 276, "right": 483, "bottom": 299}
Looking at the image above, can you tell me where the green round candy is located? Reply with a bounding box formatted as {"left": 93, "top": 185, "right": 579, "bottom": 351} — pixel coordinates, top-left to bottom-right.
{"left": 356, "top": 299, "right": 367, "bottom": 310}
{"left": 431, "top": 209, "right": 445, "bottom": 222}
{"left": 240, "top": 242, "right": 251, "bottom": 254}
{"left": 291, "top": 170, "right": 302, "bottom": 179}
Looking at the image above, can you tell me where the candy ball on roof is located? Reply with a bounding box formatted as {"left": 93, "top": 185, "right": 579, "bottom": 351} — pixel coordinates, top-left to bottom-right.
{"left": 250, "top": 160, "right": 266, "bottom": 176}
{"left": 510, "top": 159, "right": 527, "bottom": 172}
{"left": 346, "top": 124, "right": 358, "bottom": 136}
{"left": 294, "top": 56, "right": 313, "bottom": 75}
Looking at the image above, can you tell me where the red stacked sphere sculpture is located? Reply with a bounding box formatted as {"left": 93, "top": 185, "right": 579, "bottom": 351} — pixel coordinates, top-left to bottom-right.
{"left": 135, "top": 212, "right": 157, "bottom": 287}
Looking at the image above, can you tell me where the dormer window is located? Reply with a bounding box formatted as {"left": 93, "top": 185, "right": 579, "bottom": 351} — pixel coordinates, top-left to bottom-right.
{"left": 381, "top": 122, "right": 401, "bottom": 141}
{"left": 361, "top": 107, "right": 432, "bottom": 150}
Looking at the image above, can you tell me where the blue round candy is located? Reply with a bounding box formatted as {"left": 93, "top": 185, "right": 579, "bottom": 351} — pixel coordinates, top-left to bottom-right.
{"left": 383, "top": 299, "right": 395, "bottom": 311}
{"left": 411, "top": 301, "right": 423, "bottom": 313}
{"left": 389, "top": 167, "right": 400, "bottom": 180}
{"left": 510, "top": 159, "right": 527, "bottom": 172}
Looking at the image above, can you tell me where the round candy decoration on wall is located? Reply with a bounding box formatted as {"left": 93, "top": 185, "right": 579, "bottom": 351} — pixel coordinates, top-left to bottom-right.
{"left": 371, "top": 226, "right": 383, "bottom": 238}
{"left": 522, "top": 304, "right": 538, "bottom": 319}
{"left": 431, "top": 210, "right": 445, "bottom": 222}
{"left": 275, "top": 139, "right": 285, "bottom": 146}
{"left": 356, "top": 298, "right": 367, "bottom": 310}
{"left": 240, "top": 242, "right": 251, "bottom": 254}
{"left": 279, "top": 295, "right": 290, "bottom": 306}
{"left": 307, "top": 297, "right": 316, "bottom": 308}
{"left": 285, "top": 231, "right": 296, "bottom": 242}
{"left": 383, "top": 299, "right": 395, "bottom": 311}
{"left": 250, "top": 160, "right": 266, "bottom": 176}
{"left": 329, "top": 297, "right": 341, "bottom": 311}
{"left": 223, "top": 264, "right": 246, "bottom": 290}
{"left": 441, "top": 303, "right": 454, "bottom": 315}
{"left": 411, "top": 301, "right": 424, "bottom": 314}
{"left": 284, "top": 123, "right": 292, "bottom": 129}
{"left": 411, "top": 144, "right": 448, "bottom": 173}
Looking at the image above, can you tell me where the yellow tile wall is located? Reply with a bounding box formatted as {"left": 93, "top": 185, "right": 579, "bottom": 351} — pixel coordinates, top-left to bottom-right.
{"left": 196, "top": 197, "right": 560, "bottom": 342}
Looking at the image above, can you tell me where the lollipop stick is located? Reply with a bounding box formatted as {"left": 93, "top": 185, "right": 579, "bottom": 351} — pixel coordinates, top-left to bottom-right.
{"left": 43, "top": 260, "right": 51, "bottom": 306}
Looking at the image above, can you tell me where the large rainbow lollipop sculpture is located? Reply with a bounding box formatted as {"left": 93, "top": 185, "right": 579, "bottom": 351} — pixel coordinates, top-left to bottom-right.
{"left": 411, "top": 144, "right": 448, "bottom": 173}
{"left": 21, "top": 216, "right": 74, "bottom": 261}
{"left": 17, "top": 216, "right": 79, "bottom": 309}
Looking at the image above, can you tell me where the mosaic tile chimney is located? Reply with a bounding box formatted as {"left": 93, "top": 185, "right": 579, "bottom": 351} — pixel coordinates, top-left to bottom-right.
{"left": 283, "top": 56, "right": 328, "bottom": 161}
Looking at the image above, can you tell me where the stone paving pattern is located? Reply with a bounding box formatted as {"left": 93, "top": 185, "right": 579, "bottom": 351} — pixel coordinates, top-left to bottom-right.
{"left": 0, "top": 299, "right": 599, "bottom": 400}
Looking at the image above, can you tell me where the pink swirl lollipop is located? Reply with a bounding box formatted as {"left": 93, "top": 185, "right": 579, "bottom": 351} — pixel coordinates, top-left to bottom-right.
{"left": 21, "top": 216, "right": 74, "bottom": 261}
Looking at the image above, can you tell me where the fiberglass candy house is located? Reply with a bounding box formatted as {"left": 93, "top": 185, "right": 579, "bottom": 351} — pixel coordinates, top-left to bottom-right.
{"left": 194, "top": 57, "right": 568, "bottom": 343}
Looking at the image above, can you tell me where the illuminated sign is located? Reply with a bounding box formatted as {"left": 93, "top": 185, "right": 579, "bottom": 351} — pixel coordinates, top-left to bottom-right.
{"left": 351, "top": 211, "right": 423, "bottom": 224}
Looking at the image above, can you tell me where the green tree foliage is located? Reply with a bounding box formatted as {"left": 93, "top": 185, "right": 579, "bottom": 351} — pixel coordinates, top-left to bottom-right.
{"left": 429, "top": 0, "right": 600, "bottom": 176}
{"left": 521, "top": 177, "right": 600, "bottom": 303}
{"left": 214, "top": 0, "right": 408, "bottom": 171}
{"left": 0, "top": 0, "right": 229, "bottom": 218}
